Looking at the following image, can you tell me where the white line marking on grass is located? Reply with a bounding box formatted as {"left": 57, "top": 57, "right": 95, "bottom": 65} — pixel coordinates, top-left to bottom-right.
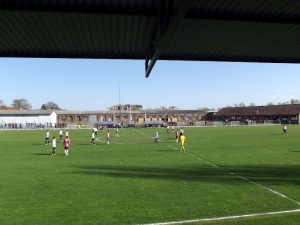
{"left": 137, "top": 131, "right": 300, "bottom": 222}
{"left": 140, "top": 209, "right": 300, "bottom": 225}
{"left": 187, "top": 152, "right": 300, "bottom": 206}
{"left": 136, "top": 130, "right": 300, "bottom": 205}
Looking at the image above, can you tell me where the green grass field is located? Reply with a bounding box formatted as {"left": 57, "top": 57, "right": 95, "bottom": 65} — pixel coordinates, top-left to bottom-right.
{"left": 0, "top": 125, "right": 300, "bottom": 225}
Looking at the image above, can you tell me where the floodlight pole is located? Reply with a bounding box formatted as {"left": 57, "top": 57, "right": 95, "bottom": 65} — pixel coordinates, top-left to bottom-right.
{"left": 113, "top": 107, "right": 115, "bottom": 122}
{"left": 130, "top": 104, "right": 132, "bottom": 121}
{"left": 119, "top": 82, "right": 121, "bottom": 125}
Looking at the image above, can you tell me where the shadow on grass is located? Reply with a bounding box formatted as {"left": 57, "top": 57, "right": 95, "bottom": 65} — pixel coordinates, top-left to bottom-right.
{"left": 69, "top": 164, "right": 300, "bottom": 185}
{"left": 156, "top": 149, "right": 178, "bottom": 152}
{"left": 32, "top": 153, "right": 52, "bottom": 156}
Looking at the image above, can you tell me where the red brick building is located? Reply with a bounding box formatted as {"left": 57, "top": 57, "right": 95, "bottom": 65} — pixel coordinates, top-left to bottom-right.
{"left": 214, "top": 104, "right": 300, "bottom": 124}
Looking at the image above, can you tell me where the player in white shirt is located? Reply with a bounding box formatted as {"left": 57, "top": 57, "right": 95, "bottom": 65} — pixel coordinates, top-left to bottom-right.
{"left": 283, "top": 125, "right": 287, "bottom": 135}
{"left": 90, "top": 131, "right": 95, "bottom": 145}
{"left": 154, "top": 131, "right": 159, "bottom": 143}
{"left": 115, "top": 128, "right": 119, "bottom": 137}
{"left": 66, "top": 130, "right": 69, "bottom": 137}
{"left": 93, "top": 127, "right": 98, "bottom": 135}
{"left": 45, "top": 130, "right": 50, "bottom": 145}
{"left": 59, "top": 129, "right": 63, "bottom": 142}
{"left": 52, "top": 136, "right": 56, "bottom": 155}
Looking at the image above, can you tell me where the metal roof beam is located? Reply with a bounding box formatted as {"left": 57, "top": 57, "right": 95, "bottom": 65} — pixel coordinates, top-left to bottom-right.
{"left": 0, "top": 6, "right": 157, "bottom": 17}
{"left": 145, "top": 0, "right": 193, "bottom": 78}
{"left": 185, "top": 12, "right": 300, "bottom": 25}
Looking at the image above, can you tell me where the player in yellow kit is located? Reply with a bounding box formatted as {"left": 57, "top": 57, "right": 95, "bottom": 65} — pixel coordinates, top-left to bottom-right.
{"left": 179, "top": 133, "right": 186, "bottom": 151}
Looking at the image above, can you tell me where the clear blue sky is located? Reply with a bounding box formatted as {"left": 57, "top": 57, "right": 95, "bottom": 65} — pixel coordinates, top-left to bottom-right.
{"left": 1, "top": 58, "right": 300, "bottom": 110}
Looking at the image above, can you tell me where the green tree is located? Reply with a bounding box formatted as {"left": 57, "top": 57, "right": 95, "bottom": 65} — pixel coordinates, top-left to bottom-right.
{"left": 41, "top": 104, "right": 47, "bottom": 110}
{"left": 42, "top": 102, "right": 61, "bottom": 110}
{"left": 290, "top": 99, "right": 300, "bottom": 104}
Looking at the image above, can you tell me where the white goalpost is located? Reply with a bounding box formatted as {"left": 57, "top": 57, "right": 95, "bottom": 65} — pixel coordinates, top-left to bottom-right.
{"left": 264, "top": 120, "right": 273, "bottom": 125}
{"left": 213, "top": 121, "right": 223, "bottom": 126}
{"left": 195, "top": 121, "right": 206, "bottom": 126}
{"left": 231, "top": 121, "right": 240, "bottom": 126}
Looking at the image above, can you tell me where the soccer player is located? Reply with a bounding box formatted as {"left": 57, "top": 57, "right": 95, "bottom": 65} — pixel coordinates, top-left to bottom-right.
{"left": 106, "top": 130, "right": 110, "bottom": 145}
{"left": 115, "top": 127, "right": 119, "bottom": 137}
{"left": 283, "top": 124, "right": 287, "bottom": 135}
{"left": 45, "top": 130, "right": 50, "bottom": 145}
{"left": 167, "top": 125, "right": 170, "bottom": 133}
{"left": 63, "top": 136, "right": 70, "bottom": 156}
{"left": 66, "top": 130, "right": 69, "bottom": 137}
{"left": 180, "top": 127, "right": 184, "bottom": 135}
{"left": 179, "top": 133, "right": 186, "bottom": 151}
{"left": 52, "top": 136, "right": 56, "bottom": 155}
{"left": 94, "top": 126, "right": 98, "bottom": 135}
{"left": 175, "top": 129, "right": 179, "bottom": 143}
{"left": 154, "top": 131, "right": 159, "bottom": 143}
{"left": 91, "top": 131, "right": 95, "bottom": 145}
{"left": 171, "top": 125, "right": 174, "bottom": 133}
{"left": 59, "top": 129, "right": 63, "bottom": 142}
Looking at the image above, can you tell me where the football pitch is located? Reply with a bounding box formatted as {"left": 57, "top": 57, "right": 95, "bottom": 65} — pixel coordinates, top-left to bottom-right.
{"left": 0, "top": 125, "right": 300, "bottom": 225}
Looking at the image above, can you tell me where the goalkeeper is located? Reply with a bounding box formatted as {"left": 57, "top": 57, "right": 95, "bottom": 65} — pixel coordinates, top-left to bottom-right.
{"left": 179, "top": 133, "right": 186, "bottom": 151}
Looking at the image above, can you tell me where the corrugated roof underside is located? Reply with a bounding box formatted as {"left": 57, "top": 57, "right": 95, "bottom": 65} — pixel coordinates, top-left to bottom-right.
{"left": 162, "top": 19, "right": 300, "bottom": 62}
{"left": 1, "top": 0, "right": 300, "bottom": 62}
{"left": 0, "top": 11, "right": 155, "bottom": 58}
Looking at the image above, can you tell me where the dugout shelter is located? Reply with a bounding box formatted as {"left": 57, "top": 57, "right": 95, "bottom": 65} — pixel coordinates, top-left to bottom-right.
{"left": 145, "top": 121, "right": 164, "bottom": 128}
{"left": 98, "top": 121, "right": 118, "bottom": 128}
{"left": 2, "top": 1, "right": 300, "bottom": 78}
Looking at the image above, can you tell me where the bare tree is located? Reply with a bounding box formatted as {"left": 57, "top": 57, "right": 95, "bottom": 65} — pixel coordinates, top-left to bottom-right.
{"left": 277, "top": 101, "right": 289, "bottom": 105}
{"left": 0, "top": 99, "right": 4, "bottom": 106}
{"left": 12, "top": 98, "right": 32, "bottom": 109}
{"left": 249, "top": 103, "right": 256, "bottom": 106}
{"left": 198, "top": 107, "right": 210, "bottom": 112}
{"left": 267, "top": 102, "right": 274, "bottom": 106}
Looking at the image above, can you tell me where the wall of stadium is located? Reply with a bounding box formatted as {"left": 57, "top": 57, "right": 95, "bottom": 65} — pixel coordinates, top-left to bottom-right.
{"left": 0, "top": 112, "right": 57, "bottom": 127}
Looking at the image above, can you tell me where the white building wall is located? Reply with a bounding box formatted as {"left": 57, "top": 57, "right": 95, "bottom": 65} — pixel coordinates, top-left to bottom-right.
{"left": 0, "top": 112, "right": 57, "bottom": 127}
